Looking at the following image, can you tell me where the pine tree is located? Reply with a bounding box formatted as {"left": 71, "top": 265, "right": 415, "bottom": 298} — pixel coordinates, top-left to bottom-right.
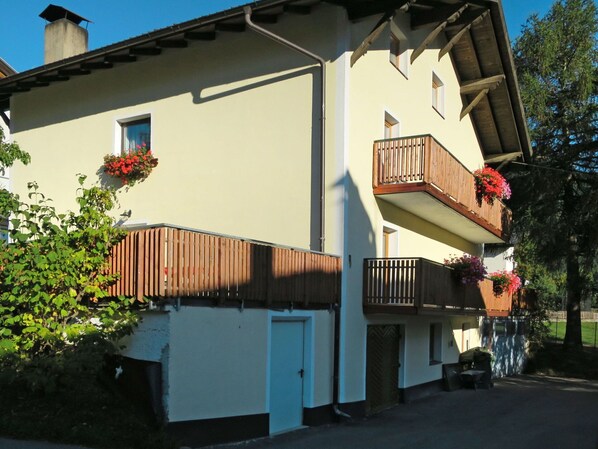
{"left": 510, "top": 0, "right": 598, "bottom": 349}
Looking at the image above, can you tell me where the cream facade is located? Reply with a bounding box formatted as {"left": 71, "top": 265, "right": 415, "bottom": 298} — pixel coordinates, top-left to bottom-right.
{"left": 2, "top": 1, "right": 530, "bottom": 446}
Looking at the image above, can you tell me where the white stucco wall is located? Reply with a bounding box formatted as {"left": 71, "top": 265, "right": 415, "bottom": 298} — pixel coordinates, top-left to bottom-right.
{"left": 165, "top": 306, "right": 334, "bottom": 423}
{"left": 338, "top": 10, "right": 488, "bottom": 403}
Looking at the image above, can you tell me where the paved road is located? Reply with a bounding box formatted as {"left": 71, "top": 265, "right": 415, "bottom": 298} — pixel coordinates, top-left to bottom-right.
{"left": 1, "top": 375, "right": 597, "bottom": 449}
{"left": 209, "top": 375, "right": 598, "bottom": 449}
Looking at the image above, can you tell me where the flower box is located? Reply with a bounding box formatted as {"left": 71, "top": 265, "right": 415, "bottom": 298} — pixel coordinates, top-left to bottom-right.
{"left": 488, "top": 270, "right": 521, "bottom": 296}
{"left": 444, "top": 254, "right": 487, "bottom": 286}
{"left": 473, "top": 166, "right": 511, "bottom": 205}
{"left": 103, "top": 144, "right": 158, "bottom": 186}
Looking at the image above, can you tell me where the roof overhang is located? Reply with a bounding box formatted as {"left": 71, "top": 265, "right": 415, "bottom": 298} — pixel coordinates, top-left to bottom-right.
{"left": 0, "top": 0, "right": 530, "bottom": 161}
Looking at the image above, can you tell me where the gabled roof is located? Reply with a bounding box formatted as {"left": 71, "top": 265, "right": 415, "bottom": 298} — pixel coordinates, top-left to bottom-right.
{"left": 0, "top": 0, "right": 531, "bottom": 161}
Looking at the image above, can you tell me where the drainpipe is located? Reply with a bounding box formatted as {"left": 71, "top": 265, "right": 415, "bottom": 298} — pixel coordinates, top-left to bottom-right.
{"left": 243, "top": 6, "right": 326, "bottom": 253}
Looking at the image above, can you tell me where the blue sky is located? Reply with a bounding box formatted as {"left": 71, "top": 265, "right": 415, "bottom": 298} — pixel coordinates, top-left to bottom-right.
{"left": 1, "top": 0, "right": 554, "bottom": 73}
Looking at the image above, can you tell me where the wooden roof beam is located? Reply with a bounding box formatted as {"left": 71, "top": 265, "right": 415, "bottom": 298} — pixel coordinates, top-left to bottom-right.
{"left": 411, "top": 2, "right": 468, "bottom": 29}
{"left": 130, "top": 47, "right": 162, "bottom": 56}
{"left": 438, "top": 9, "right": 489, "bottom": 60}
{"left": 484, "top": 152, "right": 522, "bottom": 164}
{"left": 81, "top": 61, "right": 114, "bottom": 70}
{"left": 58, "top": 68, "right": 91, "bottom": 76}
{"left": 460, "top": 75, "right": 505, "bottom": 119}
{"left": 252, "top": 13, "right": 280, "bottom": 24}
{"left": 410, "top": 3, "right": 469, "bottom": 63}
{"left": 216, "top": 22, "right": 246, "bottom": 32}
{"left": 460, "top": 74, "right": 505, "bottom": 95}
{"left": 283, "top": 4, "right": 312, "bottom": 15}
{"left": 17, "top": 80, "right": 50, "bottom": 88}
{"left": 460, "top": 88, "right": 488, "bottom": 120}
{"left": 37, "top": 74, "right": 70, "bottom": 82}
{"left": 350, "top": 10, "right": 397, "bottom": 67}
{"left": 157, "top": 39, "right": 188, "bottom": 48}
{"left": 345, "top": 0, "right": 411, "bottom": 21}
{"left": 105, "top": 54, "right": 137, "bottom": 63}
{"left": 184, "top": 30, "right": 216, "bottom": 40}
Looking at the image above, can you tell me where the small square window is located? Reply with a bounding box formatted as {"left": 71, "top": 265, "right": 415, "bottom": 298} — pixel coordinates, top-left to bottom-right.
{"left": 432, "top": 73, "right": 445, "bottom": 117}
{"left": 390, "top": 33, "right": 409, "bottom": 78}
{"left": 429, "top": 322, "right": 442, "bottom": 364}
{"left": 121, "top": 117, "right": 151, "bottom": 153}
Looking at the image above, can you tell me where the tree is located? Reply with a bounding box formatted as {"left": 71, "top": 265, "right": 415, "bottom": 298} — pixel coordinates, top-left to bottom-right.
{"left": 0, "top": 126, "right": 30, "bottom": 176}
{"left": 510, "top": 0, "right": 598, "bottom": 349}
{"left": 0, "top": 134, "right": 138, "bottom": 390}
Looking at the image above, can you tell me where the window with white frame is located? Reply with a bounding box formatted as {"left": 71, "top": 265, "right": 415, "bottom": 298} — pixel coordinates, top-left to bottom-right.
{"left": 432, "top": 73, "right": 445, "bottom": 117}
{"left": 119, "top": 116, "right": 151, "bottom": 154}
{"left": 390, "top": 32, "right": 409, "bottom": 78}
{"left": 429, "top": 322, "right": 442, "bottom": 364}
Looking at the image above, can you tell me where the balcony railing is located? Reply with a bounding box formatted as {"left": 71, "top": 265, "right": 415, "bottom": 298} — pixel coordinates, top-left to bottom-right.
{"left": 107, "top": 226, "right": 341, "bottom": 306}
{"left": 363, "top": 258, "right": 512, "bottom": 317}
{"left": 372, "top": 135, "right": 511, "bottom": 241}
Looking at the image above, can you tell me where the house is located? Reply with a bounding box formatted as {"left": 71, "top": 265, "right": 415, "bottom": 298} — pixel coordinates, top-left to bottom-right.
{"left": 0, "top": 56, "right": 16, "bottom": 242}
{"left": 0, "top": 0, "right": 531, "bottom": 446}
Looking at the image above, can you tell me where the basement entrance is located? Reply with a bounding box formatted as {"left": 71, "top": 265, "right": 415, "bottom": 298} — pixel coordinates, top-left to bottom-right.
{"left": 366, "top": 324, "right": 401, "bottom": 414}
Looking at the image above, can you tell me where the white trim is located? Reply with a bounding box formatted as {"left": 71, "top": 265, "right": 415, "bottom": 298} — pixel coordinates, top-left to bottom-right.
{"left": 381, "top": 220, "right": 400, "bottom": 257}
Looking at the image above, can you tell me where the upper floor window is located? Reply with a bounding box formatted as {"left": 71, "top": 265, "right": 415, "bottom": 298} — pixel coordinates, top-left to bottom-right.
{"left": 432, "top": 73, "right": 445, "bottom": 117}
{"left": 390, "top": 33, "right": 409, "bottom": 78}
{"left": 384, "top": 112, "right": 399, "bottom": 139}
{"left": 120, "top": 116, "right": 151, "bottom": 153}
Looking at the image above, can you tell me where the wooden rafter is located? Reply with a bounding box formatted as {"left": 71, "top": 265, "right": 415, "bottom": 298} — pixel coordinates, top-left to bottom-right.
{"left": 410, "top": 3, "right": 469, "bottom": 63}
{"left": 438, "top": 9, "right": 488, "bottom": 60}
{"left": 460, "top": 88, "right": 488, "bottom": 119}
{"left": 460, "top": 74, "right": 505, "bottom": 95}
{"left": 484, "top": 152, "right": 522, "bottom": 164}
{"left": 460, "top": 75, "right": 505, "bottom": 120}
{"left": 350, "top": 11, "right": 395, "bottom": 67}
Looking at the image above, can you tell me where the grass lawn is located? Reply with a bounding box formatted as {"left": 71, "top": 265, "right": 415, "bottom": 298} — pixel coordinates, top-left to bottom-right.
{"left": 547, "top": 320, "right": 598, "bottom": 347}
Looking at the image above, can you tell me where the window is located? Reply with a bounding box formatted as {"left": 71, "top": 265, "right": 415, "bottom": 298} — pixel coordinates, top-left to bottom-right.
{"left": 384, "top": 112, "right": 399, "bottom": 139}
{"left": 429, "top": 323, "right": 442, "bottom": 364}
{"left": 382, "top": 225, "right": 399, "bottom": 257}
{"left": 390, "top": 33, "right": 409, "bottom": 78}
{"left": 120, "top": 117, "right": 151, "bottom": 153}
{"left": 432, "top": 73, "right": 445, "bottom": 117}
{"left": 0, "top": 216, "right": 8, "bottom": 243}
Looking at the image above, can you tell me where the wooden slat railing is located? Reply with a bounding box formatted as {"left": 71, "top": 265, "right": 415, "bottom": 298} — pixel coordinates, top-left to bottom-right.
{"left": 108, "top": 226, "right": 341, "bottom": 305}
{"left": 363, "top": 257, "right": 512, "bottom": 316}
{"left": 373, "top": 135, "right": 511, "bottom": 236}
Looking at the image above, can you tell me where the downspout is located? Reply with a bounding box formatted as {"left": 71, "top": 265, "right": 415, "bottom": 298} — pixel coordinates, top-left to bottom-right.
{"left": 243, "top": 6, "right": 326, "bottom": 253}
{"left": 244, "top": 7, "right": 349, "bottom": 421}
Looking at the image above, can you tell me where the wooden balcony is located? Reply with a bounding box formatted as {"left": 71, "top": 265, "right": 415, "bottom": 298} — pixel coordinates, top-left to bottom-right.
{"left": 363, "top": 258, "right": 512, "bottom": 317}
{"left": 107, "top": 225, "right": 341, "bottom": 307}
{"left": 373, "top": 135, "right": 511, "bottom": 243}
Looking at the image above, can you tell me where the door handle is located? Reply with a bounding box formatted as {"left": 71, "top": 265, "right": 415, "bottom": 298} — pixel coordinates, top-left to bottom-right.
{"left": 298, "top": 369, "right": 304, "bottom": 378}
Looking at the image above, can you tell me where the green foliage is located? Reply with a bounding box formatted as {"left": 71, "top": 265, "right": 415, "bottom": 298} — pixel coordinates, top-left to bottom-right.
{"left": 0, "top": 339, "right": 176, "bottom": 449}
{"left": 509, "top": 0, "right": 598, "bottom": 349}
{"left": 0, "top": 126, "right": 30, "bottom": 175}
{"left": 0, "top": 176, "right": 138, "bottom": 385}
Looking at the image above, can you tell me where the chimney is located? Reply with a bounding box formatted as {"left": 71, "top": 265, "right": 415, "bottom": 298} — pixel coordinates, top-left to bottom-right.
{"left": 39, "top": 4, "right": 91, "bottom": 64}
